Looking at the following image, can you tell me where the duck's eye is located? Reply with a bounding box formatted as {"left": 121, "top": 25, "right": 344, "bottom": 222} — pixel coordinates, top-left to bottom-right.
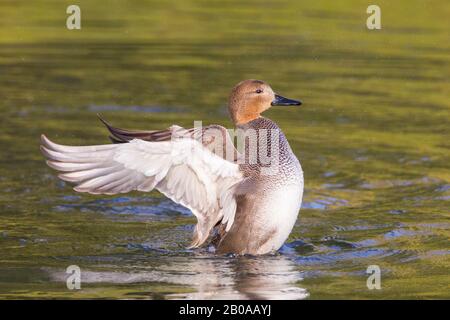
{"left": 255, "top": 89, "right": 263, "bottom": 94}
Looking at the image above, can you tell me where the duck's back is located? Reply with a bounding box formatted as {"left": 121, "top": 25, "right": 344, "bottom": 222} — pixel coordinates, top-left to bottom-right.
{"left": 216, "top": 117, "right": 304, "bottom": 255}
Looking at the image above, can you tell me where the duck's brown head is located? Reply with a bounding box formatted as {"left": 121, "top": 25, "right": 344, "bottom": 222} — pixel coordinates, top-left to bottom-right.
{"left": 228, "top": 79, "right": 301, "bottom": 125}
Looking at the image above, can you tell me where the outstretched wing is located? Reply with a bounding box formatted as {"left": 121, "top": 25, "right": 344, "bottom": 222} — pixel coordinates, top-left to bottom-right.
{"left": 40, "top": 134, "right": 243, "bottom": 247}
{"left": 99, "top": 116, "right": 240, "bottom": 162}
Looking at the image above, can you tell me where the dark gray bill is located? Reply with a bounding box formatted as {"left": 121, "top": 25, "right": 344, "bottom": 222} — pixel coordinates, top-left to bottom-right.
{"left": 271, "top": 94, "right": 302, "bottom": 106}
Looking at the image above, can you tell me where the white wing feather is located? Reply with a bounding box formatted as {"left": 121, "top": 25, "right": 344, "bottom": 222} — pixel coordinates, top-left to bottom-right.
{"left": 41, "top": 135, "right": 242, "bottom": 246}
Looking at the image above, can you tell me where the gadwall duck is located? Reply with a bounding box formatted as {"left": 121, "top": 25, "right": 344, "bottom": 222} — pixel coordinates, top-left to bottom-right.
{"left": 40, "top": 79, "right": 304, "bottom": 255}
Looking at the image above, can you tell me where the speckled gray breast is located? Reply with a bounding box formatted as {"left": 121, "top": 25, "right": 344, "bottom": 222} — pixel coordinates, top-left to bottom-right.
{"left": 237, "top": 117, "right": 303, "bottom": 189}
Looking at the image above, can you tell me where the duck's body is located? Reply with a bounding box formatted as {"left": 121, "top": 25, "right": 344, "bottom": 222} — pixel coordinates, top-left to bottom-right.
{"left": 216, "top": 117, "right": 303, "bottom": 254}
{"left": 41, "top": 80, "right": 304, "bottom": 255}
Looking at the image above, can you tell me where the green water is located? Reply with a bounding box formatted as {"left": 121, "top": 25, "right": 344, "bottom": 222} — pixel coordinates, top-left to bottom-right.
{"left": 0, "top": 0, "right": 449, "bottom": 299}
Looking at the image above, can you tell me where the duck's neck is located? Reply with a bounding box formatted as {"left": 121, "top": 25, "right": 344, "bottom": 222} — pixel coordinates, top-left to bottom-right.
{"left": 235, "top": 116, "right": 269, "bottom": 129}
{"left": 234, "top": 113, "right": 261, "bottom": 126}
{"left": 230, "top": 100, "right": 263, "bottom": 125}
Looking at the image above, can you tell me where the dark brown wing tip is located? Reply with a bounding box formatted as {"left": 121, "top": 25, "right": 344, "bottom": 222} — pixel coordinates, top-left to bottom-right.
{"left": 97, "top": 114, "right": 174, "bottom": 143}
{"left": 108, "top": 135, "right": 126, "bottom": 144}
{"left": 97, "top": 114, "right": 114, "bottom": 133}
{"left": 97, "top": 114, "right": 129, "bottom": 143}
{"left": 97, "top": 113, "right": 109, "bottom": 127}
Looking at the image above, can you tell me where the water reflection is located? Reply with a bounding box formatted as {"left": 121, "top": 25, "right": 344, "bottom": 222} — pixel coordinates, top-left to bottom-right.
{"left": 48, "top": 254, "right": 308, "bottom": 300}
